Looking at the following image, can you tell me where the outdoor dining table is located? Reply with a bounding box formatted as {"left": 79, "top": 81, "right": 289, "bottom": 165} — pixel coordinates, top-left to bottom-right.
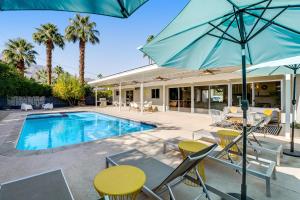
{"left": 93, "top": 165, "right": 146, "bottom": 200}
{"left": 178, "top": 140, "right": 208, "bottom": 186}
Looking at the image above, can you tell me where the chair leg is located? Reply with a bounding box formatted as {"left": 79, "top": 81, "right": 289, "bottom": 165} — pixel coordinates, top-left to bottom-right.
{"left": 266, "top": 178, "right": 271, "bottom": 197}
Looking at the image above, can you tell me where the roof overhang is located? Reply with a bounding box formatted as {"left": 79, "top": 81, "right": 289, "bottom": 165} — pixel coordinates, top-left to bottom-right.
{"left": 88, "top": 64, "right": 241, "bottom": 87}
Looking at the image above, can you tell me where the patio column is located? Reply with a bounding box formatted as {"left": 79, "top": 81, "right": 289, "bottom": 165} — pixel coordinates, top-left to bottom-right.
{"left": 252, "top": 82, "right": 255, "bottom": 106}
{"left": 95, "top": 87, "right": 98, "bottom": 107}
{"left": 119, "top": 83, "right": 122, "bottom": 111}
{"left": 112, "top": 88, "right": 115, "bottom": 103}
{"left": 228, "top": 83, "right": 232, "bottom": 107}
{"left": 191, "top": 85, "right": 195, "bottom": 113}
{"left": 285, "top": 74, "right": 291, "bottom": 138}
{"left": 140, "top": 82, "right": 144, "bottom": 114}
{"left": 280, "top": 80, "right": 284, "bottom": 111}
{"left": 163, "top": 84, "right": 166, "bottom": 112}
{"left": 208, "top": 85, "right": 211, "bottom": 113}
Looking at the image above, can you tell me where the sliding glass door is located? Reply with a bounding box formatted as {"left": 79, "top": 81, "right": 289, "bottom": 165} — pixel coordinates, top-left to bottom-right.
{"left": 194, "top": 86, "right": 209, "bottom": 113}
{"left": 232, "top": 84, "right": 252, "bottom": 106}
{"left": 210, "top": 85, "right": 228, "bottom": 111}
{"left": 179, "top": 87, "right": 191, "bottom": 112}
{"left": 254, "top": 81, "right": 281, "bottom": 108}
{"left": 169, "top": 88, "right": 179, "bottom": 111}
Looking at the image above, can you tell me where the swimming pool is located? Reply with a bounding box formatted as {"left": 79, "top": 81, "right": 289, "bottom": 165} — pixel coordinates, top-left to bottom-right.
{"left": 17, "top": 112, "right": 156, "bottom": 150}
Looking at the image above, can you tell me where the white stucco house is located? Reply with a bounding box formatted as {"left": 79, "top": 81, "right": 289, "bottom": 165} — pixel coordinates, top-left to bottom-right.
{"left": 89, "top": 63, "right": 300, "bottom": 137}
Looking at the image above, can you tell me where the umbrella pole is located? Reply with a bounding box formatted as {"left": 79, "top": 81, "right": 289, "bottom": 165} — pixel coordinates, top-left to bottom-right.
{"left": 239, "top": 11, "right": 252, "bottom": 200}
{"left": 226, "top": 12, "right": 253, "bottom": 200}
{"left": 283, "top": 68, "right": 300, "bottom": 157}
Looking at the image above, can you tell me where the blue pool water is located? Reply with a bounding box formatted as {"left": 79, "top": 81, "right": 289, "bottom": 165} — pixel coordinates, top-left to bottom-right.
{"left": 17, "top": 112, "right": 156, "bottom": 150}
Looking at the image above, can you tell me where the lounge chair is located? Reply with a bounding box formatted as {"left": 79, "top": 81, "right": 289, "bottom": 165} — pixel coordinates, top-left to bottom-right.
{"left": 0, "top": 169, "right": 74, "bottom": 200}
{"left": 163, "top": 126, "right": 277, "bottom": 197}
{"left": 106, "top": 144, "right": 238, "bottom": 200}
{"left": 42, "top": 103, "right": 53, "bottom": 110}
{"left": 21, "top": 103, "right": 33, "bottom": 111}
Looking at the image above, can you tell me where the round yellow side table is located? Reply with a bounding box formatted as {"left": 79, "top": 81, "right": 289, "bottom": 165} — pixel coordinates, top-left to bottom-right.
{"left": 94, "top": 165, "right": 146, "bottom": 200}
{"left": 178, "top": 140, "right": 208, "bottom": 186}
{"left": 216, "top": 130, "right": 240, "bottom": 159}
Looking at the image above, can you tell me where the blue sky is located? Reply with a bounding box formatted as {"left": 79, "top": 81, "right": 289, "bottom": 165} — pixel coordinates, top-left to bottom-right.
{"left": 0, "top": 0, "right": 189, "bottom": 79}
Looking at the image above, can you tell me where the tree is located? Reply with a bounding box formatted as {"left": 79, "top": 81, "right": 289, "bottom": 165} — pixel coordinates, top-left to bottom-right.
{"left": 35, "top": 68, "right": 48, "bottom": 84}
{"left": 54, "top": 65, "right": 64, "bottom": 77}
{"left": 2, "top": 38, "right": 37, "bottom": 76}
{"left": 33, "top": 23, "right": 65, "bottom": 85}
{"left": 53, "top": 73, "right": 84, "bottom": 106}
{"left": 65, "top": 14, "right": 100, "bottom": 85}
{"left": 144, "top": 35, "right": 154, "bottom": 64}
{"left": 97, "top": 73, "right": 103, "bottom": 79}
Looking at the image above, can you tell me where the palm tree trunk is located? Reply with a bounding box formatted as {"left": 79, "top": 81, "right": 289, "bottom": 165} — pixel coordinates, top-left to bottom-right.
{"left": 79, "top": 39, "right": 85, "bottom": 85}
{"left": 17, "top": 60, "right": 25, "bottom": 76}
{"left": 46, "top": 42, "right": 52, "bottom": 85}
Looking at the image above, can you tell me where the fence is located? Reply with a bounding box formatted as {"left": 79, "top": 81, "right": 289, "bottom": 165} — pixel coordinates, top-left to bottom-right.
{"left": 0, "top": 96, "right": 69, "bottom": 109}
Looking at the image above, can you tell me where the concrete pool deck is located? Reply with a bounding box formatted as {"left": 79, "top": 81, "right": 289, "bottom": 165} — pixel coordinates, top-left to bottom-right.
{"left": 0, "top": 107, "right": 300, "bottom": 199}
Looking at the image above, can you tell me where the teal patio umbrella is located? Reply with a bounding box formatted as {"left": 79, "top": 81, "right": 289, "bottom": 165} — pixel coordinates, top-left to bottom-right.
{"left": 0, "top": 0, "right": 148, "bottom": 18}
{"left": 141, "top": 0, "right": 300, "bottom": 199}
{"left": 247, "top": 63, "right": 300, "bottom": 157}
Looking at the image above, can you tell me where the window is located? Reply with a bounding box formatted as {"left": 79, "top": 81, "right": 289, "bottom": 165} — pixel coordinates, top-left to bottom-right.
{"left": 116, "top": 91, "right": 119, "bottom": 96}
{"left": 151, "top": 89, "right": 160, "bottom": 99}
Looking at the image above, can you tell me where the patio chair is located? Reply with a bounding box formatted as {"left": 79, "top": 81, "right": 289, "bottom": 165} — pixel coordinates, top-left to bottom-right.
{"left": 106, "top": 144, "right": 238, "bottom": 200}
{"left": 209, "top": 109, "right": 232, "bottom": 128}
{"left": 21, "top": 103, "right": 33, "bottom": 111}
{"left": 42, "top": 103, "right": 53, "bottom": 110}
{"left": 143, "top": 101, "right": 152, "bottom": 112}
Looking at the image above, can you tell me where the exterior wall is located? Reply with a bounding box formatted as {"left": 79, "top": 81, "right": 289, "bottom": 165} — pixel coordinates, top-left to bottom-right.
{"left": 107, "top": 74, "right": 300, "bottom": 123}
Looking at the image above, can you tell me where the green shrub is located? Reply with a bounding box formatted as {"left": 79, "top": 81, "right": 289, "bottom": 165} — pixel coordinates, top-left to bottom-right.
{"left": 52, "top": 73, "right": 84, "bottom": 106}
{"left": 0, "top": 62, "right": 51, "bottom": 96}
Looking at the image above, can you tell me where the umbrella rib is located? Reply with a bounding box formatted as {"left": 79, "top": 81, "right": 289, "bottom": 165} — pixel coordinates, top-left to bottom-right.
{"left": 246, "top": 4, "right": 300, "bottom": 11}
{"left": 157, "top": 14, "right": 235, "bottom": 65}
{"left": 150, "top": 13, "right": 234, "bottom": 44}
{"left": 207, "top": 33, "right": 239, "bottom": 44}
{"left": 208, "top": 22, "right": 239, "bottom": 42}
{"left": 246, "top": 7, "right": 287, "bottom": 42}
{"left": 117, "top": 0, "right": 129, "bottom": 17}
{"left": 201, "top": 17, "right": 238, "bottom": 68}
{"left": 246, "top": 0, "right": 272, "bottom": 40}
{"left": 224, "top": 0, "right": 239, "bottom": 9}
{"left": 269, "top": 65, "right": 281, "bottom": 75}
{"left": 245, "top": 10, "right": 300, "bottom": 36}
{"left": 243, "top": 0, "right": 270, "bottom": 10}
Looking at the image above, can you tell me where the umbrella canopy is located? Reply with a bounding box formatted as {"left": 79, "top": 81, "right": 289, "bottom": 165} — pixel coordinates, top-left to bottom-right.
{"left": 0, "top": 0, "right": 148, "bottom": 18}
{"left": 247, "top": 63, "right": 300, "bottom": 158}
{"left": 247, "top": 64, "right": 300, "bottom": 76}
{"left": 141, "top": 0, "right": 300, "bottom": 69}
{"left": 141, "top": 1, "right": 300, "bottom": 199}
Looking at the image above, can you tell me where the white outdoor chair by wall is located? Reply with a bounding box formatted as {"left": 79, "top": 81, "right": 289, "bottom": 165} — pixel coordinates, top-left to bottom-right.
{"left": 21, "top": 103, "right": 33, "bottom": 111}
{"left": 42, "top": 103, "right": 53, "bottom": 110}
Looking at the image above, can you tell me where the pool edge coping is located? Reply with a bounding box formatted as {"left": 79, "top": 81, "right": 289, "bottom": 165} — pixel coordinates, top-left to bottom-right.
{"left": 0, "top": 110, "right": 160, "bottom": 157}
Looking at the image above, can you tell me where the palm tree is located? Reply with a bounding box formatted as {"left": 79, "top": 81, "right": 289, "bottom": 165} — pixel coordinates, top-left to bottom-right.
{"left": 65, "top": 14, "right": 99, "bottom": 85}
{"left": 35, "top": 68, "right": 48, "bottom": 84}
{"left": 144, "top": 35, "right": 154, "bottom": 64}
{"left": 2, "top": 38, "right": 37, "bottom": 76}
{"left": 33, "top": 23, "right": 64, "bottom": 85}
{"left": 54, "top": 65, "right": 64, "bottom": 77}
{"left": 97, "top": 73, "right": 103, "bottom": 79}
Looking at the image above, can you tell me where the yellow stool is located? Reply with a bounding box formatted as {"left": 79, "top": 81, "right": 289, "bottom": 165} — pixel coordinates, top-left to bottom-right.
{"left": 178, "top": 140, "right": 208, "bottom": 186}
{"left": 94, "top": 165, "right": 146, "bottom": 200}
{"left": 263, "top": 109, "right": 273, "bottom": 117}
{"left": 216, "top": 130, "right": 240, "bottom": 158}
